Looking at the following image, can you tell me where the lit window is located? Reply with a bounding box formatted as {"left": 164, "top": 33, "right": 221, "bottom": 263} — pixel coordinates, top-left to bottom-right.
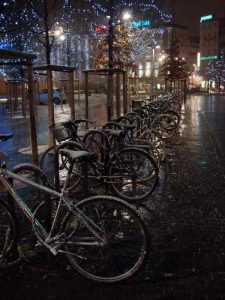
{"left": 145, "top": 62, "right": 151, "bottom": 77}
{"left": 139, "top": 64, "right": 143, "bottom": 78}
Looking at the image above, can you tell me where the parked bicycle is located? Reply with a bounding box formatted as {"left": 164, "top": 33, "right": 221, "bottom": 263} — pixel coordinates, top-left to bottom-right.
{"left": 40, "top": 122, "right": 159, "bottom": 202}
{"left": 0, "top": 134, "right": 150, "bottom": 283}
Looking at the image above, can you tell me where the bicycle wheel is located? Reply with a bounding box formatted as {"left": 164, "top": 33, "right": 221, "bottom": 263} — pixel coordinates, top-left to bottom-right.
{"left": 109, "top": 148, "right": 158, "bottom": 201}
{"left": 165, "top": 110, "right": 180, "bottom": 127}
{"left": 0, "top": 201, "right": 17, "bottom": 261}
{"left": 41, "top": 142, "right": 84, "bottom": 191}
{"left": 152, "top": 114, "right": 176, "bottom": 140}
{"left": 63, "top": 196, "right": 149, "bottom": 283}
{"left": 11, "top": 163, "right": 51, "bottom": 211}
{"left": 83, "top": 130, "right": 109, "bottom": 164}
{"left": 131, "top": 138, "right": 160, "bottom": 165}
{"left": 40, "top": 145, "right": 57, "bottom": 185}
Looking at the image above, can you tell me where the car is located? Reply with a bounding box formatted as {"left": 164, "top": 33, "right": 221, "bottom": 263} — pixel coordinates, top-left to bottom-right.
{"left": 37, "top": 88, "right": 67, "bottom": 105}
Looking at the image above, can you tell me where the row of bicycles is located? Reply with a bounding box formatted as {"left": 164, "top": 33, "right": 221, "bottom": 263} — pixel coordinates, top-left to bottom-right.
{"left": 0, "top": 91, "right": 182, "bottom": 283}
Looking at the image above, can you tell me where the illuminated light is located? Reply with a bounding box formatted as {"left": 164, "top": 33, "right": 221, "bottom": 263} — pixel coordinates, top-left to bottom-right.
{"left": 201, "top": 55, "right": 218, "bottom": 60}
{"left": 59, "top": 35, "right": 66, "bottom": 41}
{"left": 139, "top": 64, "right": 143, "bottom": 78}
{"left": 200, "top": 15, "right": 213, "bottom": 23}
{"left": 123, "top": 12, "right": 131, "bottom": 20}
{"left": 131, "top": 20, "right": 151, "bottom": 27}
{"left": 197, "top": 52, "right": 201, "bottom": 67}
{"left": 156, "top": 45, "right": 160, "bottom": 49}
{"left": 95, "top": 25, "right": 108, "bottom": 32}
{"left": 145, "top": 62, "right": 151, "bottom": 77}
{"left": 54, "top": 27, "right": 63, "bottom": 36}
{"left": 0, "top": 43, "right": 13, "bottom": 49}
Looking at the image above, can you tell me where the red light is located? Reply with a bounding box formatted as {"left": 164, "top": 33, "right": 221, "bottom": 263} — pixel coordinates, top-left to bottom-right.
{"left": 95, "top": 25, "right": 108, "bottom": 32}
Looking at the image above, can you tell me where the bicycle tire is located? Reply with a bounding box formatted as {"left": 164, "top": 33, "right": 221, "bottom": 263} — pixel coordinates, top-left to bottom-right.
{"left": 11, "top": 163, "right": 52, "bottom": 210}
{"left": 109, "top": 148, "right": 158, "bottom": 201}
{"left": 63, "top": 195, "right": 150, "bottom": 283}
{"left": 0, "top": 200, "right": 17, "bottom": 261}
{"left": 152, "top": 114, "right": 176, "bottom": 140}
{"left": 40, "top": 145, "right": 57, "bottom": 185}
{"left": 82, "top": 130, "right": 110, "bottom": 164}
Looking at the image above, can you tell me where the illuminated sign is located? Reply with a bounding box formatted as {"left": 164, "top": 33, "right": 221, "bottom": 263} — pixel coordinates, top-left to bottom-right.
{"left": 0, "top": 43, "right": 13, "bottom": 49}
{"left": 200, "top": 15, "right": 213, "bottom": 23}
{"left": 95, "top": 25, "right": 108, "bottom": 32}
{"left": 131, "top": 20, "right": 151, "bottom": 27}
{"left": 201, "top": 55, "right": 218, "bottom": 60}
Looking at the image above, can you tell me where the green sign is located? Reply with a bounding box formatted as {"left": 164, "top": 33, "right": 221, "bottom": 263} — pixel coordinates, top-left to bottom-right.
{"left": 201, "top": 55, "right": 218, "bottom": 60}
{"left": 200, "top": 15, "right": 213, "bottom": 23}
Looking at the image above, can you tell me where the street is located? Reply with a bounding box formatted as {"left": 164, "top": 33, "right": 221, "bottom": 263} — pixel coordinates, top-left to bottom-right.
{"left": 1, "top": 93, "right": 225, "bottom": 299}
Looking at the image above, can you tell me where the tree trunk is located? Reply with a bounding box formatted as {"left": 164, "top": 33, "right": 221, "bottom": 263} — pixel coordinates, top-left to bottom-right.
{"left": 44, "top": 0, "right": 51, "bottom": 65}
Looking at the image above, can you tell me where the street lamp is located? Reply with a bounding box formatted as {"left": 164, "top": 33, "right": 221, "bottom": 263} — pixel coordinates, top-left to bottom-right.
{"left": 123, "top": 12, "right": 132, "bottom": 21}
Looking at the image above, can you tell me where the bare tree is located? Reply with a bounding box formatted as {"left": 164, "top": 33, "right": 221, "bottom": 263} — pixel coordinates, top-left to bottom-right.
{"left": 26, "top": 0, "right": 67, "bottom": 64}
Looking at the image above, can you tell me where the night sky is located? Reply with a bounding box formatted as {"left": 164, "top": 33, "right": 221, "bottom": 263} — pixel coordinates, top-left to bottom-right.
{"left": 174, "top": 0, "right": 225, "bottom": 35}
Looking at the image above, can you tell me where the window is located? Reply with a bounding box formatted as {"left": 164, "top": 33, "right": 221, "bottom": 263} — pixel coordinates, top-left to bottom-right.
{"left": 145, "top": 62, "right": 151, "bottom": 77}
{"left": 139, "top": 64, "right": 144, "bottom": 78}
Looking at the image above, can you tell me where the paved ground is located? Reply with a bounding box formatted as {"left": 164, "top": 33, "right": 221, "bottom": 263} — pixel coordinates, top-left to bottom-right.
{"left": 1, "top": 93, "right": 225, "bottom": 299}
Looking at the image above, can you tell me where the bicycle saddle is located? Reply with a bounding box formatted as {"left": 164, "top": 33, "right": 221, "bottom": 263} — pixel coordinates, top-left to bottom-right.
{"left": 0, "top": 134, "right": 13, "bottom": 142}
{"left": 58, "top": 149, "right": 96, "bottom": 162}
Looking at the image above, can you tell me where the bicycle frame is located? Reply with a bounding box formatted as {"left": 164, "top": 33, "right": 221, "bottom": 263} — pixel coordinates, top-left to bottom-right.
{"left": 0, "top": 165, "right": 105, "bottom": 255}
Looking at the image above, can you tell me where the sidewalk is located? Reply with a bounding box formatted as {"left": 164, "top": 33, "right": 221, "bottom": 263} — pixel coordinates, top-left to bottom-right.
{"left": 1, "top": 96, "right": 225, "bottom": 299}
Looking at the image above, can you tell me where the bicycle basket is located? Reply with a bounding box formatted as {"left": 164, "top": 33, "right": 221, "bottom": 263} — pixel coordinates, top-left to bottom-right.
{"left": 50, "top": 123, "right": 71, "bottom": 142}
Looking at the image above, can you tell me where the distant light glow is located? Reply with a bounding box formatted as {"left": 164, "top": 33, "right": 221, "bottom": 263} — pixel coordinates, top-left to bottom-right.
{"left": 197, "top": 52, "right": 201, "bottom": 67}
{"left": 59, "top": 34, "right": 66, "bottom": 41}
{"left": 201, "top": 55, "right": 218, "bottom": 60}
{"left": 123, "top": 12, "right": 131, "bottom": 20}
{"left": 200, "top": 15, "right": 213, "bottom": 23}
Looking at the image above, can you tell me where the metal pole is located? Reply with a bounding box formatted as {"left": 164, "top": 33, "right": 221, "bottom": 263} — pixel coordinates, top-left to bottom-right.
{"left": 47, "top": 67, "right": 55, "bottom": 146}
{"left": 27, "top": 63, "right": 39, "bottom": 165}
{"left": 123, "top": 72, "right": 128, "bottom": 114}
{"left": 85, "top": 72, "right": 89, "bottom": 120}
{"left": 116, "top": 71, "right": 120, "bottom": 116}
{"left": 151, "top": 48, "right": 155, "bottom": 93}
{"left": 69, "top": 71, "right": 75, "bottom": 121}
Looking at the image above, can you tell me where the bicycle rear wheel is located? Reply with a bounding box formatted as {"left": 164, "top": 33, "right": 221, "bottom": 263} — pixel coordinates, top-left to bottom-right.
{"left": 41, "top": 142, "right": 84, "bottom": 191}
{"left": 0, "top": 201, "right": 17, "bottom": 261}
{"left": 63, "top": 196, "right": 149, "bottom": 283}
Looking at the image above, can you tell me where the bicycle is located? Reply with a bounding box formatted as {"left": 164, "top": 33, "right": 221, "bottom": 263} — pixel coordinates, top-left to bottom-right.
{"left": 41, "top": 123, "right": 159, "bottom": 202}
{"left": 0, "top": 134, "right": 150, "bottom": 283}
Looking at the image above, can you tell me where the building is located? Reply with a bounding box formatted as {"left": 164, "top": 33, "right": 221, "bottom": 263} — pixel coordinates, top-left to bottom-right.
{"left": 200, "top": 14, "right": 225, "bottom": 76}
{"left": 136, "top": 23, "right": 199, "bottom": 90}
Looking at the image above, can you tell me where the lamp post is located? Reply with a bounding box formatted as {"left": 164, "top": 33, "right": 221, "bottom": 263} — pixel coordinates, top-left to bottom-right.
{"left": 151, "top": 45, "right": 160, "bottom": 93}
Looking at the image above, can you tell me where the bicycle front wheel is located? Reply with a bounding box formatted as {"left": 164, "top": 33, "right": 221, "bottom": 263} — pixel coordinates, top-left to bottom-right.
{"left": 109, "top": 148, "right": 159, "bottom": 201}
{"left": 63, "top": 196, "right": 149, "bottom": 283}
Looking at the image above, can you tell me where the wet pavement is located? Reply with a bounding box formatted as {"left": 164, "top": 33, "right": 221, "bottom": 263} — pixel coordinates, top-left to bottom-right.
{"left": 1, "top": 93, "right": 225, "bottom": 299}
